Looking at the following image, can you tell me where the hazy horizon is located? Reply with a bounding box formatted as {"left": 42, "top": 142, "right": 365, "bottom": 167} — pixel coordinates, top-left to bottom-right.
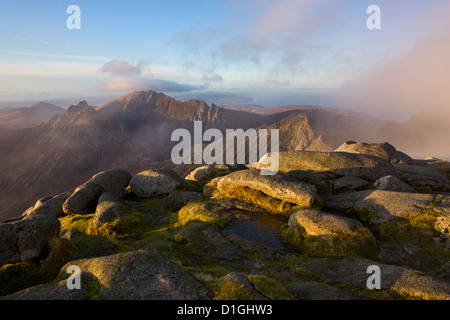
{"left": 1, "top": 1, "right": 449, "bottom": 122}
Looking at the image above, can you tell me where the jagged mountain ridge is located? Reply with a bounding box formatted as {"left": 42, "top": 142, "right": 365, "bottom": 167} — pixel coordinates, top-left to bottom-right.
{"left": 0, "top": 91, "right": 267, "bottom": 221}
{"left": 0, "top": 90, "right": 412, "bottom": 221}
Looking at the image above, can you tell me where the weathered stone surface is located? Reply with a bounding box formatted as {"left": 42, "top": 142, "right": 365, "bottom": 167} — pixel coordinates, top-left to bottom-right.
{"left": 283, "top": 170, "right": 333, "bottom": 193}
{"left": 0, "top": 213, "right": 60, "bottom": 264}
{"left": 158, "top": 191, "right": 204, "bottom": 210}
{"left": 92, "top": 193, "right": 133, "bottom": 228}
{"left": 52, "top": 251, "right": 207, "bottom": 300}
{"left": 399, "top": 173, "right": 450, "bottom": 193}
{"left": 335, "top": 141, "right": 413, "bottom": 164}
{"left": 2, "top": 251, "right": 208, "bottom": 300}
{"left": 185, "top": 164, "right": 231, "bottom": 182}
{"left": 217, "top": 169, "right": 317, "bottom": 207}
{"left": 256, "top": 151, "right": 395, "bottom": 182}
{"left": 59, "top": 228, "right": 82, "bottom": 241}
{"left": 333, "top": 176, "right": 369, "bottom": 191}
{"left": 297, "top": 257, "right": 450, "bottom": 300}
{"left": 394, "top": 163, "right": 450, "bottom": 183}
{"left": 374, "top": 175, "right": 416, "bottom": 193}
{"left": 203, "top": 177, "right": 223, "bottom": 198}
{"left": 288, "top": 209, "right": 363, "bottom": 236}
{"left": 287, "top": 281, "right": 362, "bottom": 300}
{"left": 129, "top": 169, "right": 183, "bottom": 197}
{"left": 428, "top": 159, "right": 450, "bottom": 181}
{"left": 325, "top": 190, "right": 436, "bottom": 223}
{"left": 27, "top": 192, "right": 72, "bottom": 218}
{"left": 63, "top": 170, "right": 132, "bottom": 215}
{"left": 434, "top": 195, "right": 450, "bottom": 238}
{"left": 221, "top": 272, "right": 267, "bottom": 300}
{"left": 376, "top": 241, "right": 450, "bottom": 276}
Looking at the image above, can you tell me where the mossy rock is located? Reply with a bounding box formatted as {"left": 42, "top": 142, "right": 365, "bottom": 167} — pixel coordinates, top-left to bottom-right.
{"left": 212, "top": 273, "right": 263, "bottom": 300}
{"left": 91, "top": 212, "right": 148, "bottom": 239}
{"left": 214, "top": 186, "right": 299, "bottom": 217}
{"left": 280, "top": 225, "right": 377, "bottom": 257}
{"left": 0, "top": 238, "right": 77, "bottom": 297}
{"left": 68, "top": 234, "right": 120, "bottom": 259}
{"left": 176, "top": 201, "right": 232, "bottom": 227}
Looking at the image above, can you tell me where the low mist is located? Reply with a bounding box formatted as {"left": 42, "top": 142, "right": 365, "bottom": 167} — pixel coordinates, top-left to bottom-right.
{"left": 332, "top": 30, "right": 450, "bottom": 161}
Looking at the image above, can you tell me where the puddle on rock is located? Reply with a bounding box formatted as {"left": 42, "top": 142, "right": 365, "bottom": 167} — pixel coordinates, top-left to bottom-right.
{"left": 224, "top": 211, "right": 286, "bottom": 250}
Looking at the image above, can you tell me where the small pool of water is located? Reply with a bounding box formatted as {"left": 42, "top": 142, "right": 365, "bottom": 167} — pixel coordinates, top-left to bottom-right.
{"left": 224, "top": 212, "right": 285, "bottom": 250}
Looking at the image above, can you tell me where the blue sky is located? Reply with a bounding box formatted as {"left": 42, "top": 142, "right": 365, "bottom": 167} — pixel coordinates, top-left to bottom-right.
{"left": 1, "top": 0, "right": 449, "bottom": 118}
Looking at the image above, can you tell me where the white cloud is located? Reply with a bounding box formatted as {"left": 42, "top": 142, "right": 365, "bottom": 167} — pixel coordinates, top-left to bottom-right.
{"left": 99, "top": 59, "right": 147, "bottom": 77}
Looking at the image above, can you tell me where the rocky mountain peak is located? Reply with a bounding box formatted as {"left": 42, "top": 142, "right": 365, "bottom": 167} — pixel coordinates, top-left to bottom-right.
{"left": 42, "top": 100, "right": 96, "bottom": 129}
{"left": 67, "top": 101, "right": 92, "bottom": 114}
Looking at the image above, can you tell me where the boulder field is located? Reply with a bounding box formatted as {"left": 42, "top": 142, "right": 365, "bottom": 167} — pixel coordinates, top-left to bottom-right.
{"left": 1, "top": 146, "right": 449, "bottom": 300}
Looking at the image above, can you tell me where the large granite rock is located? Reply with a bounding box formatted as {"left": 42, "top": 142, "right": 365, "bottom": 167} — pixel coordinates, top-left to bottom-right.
{"left": 374, "top": 175, "right": 416, "bottom": 193}
{"left": 325, "top": 190, "right": 436, "bottom": 223}
{"left": 216, "top": 169, "right": 317, "bottom": 207}
{"left": 185, "top": 164, "right": 231, "bottom": 182}
{"left": 288, "top": 209, "right": 364, "bottom": 236}
{"left": 26, "top": 192, "right": 72, "bottom": 218}
{"left": 2, "top": 251, "right": 208, "bottom": 300}
{"left": 92, "top": 193, "right": 133, "bottom": 228}
{"left": 256, "top": 151, "right": 395, "bottom": 182}
{"left": 63, "top": 170, "right": 132, "bottom": 215}
{"left": 333, "top": 176, "right": 369, "bottom": 191}
{"left": 129, "top": 169, "right": 183, "bottom": 197}
{"left": 335, "top": 141, "right": 413, "bottom": 164}
{"left": 297, "top": 257, "right": 450, "bottom": 300}
{"left": 0, "top": 211, "right": 60, "bottom": 264}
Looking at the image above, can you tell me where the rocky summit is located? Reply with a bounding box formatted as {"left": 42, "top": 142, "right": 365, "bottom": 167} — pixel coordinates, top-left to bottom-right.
{"left": 0, "top": 140, "right": 449, "bottom": 301}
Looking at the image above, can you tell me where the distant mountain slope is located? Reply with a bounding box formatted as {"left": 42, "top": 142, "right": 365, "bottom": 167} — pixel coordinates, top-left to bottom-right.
{"left": 223, "top": 104, "right": 374, "bottom": 120}
{"left": 0, "top": 102, "right": 65, "bottom": 129}
{"left": 0, "top": 90, "right": 442, "bottom": 221}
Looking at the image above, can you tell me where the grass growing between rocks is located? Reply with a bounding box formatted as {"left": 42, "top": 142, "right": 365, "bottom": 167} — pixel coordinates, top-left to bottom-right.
{"left": 212, "top": 278, "right": 260, "bottom": 300}
{"left": 375, "top": 215, "right": 439, "bottom": 244}
{"left": 59, "top": 214, "right": 94, "bottom": 234}
{"left": 83, "top": 278, "right": 104, "bottom": 300}
{"left": 58, "top": 214, "right": 135, "bottom": 258}
{"left": 91, "top": 212, "right": 148, "bottom": 239}
{"left": 176, "top": 201, "right": 227, "bottom": 227}
{"left": 247, "top": 275, "right": 295, "bottom": 300}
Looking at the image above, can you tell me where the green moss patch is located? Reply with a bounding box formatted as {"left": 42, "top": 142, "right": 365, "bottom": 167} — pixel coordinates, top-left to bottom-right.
{"left": 91, "top": 212, "right": 147, "bottom": 239}
{"left": 84, "top": 278, "right": 104, "bottom": 300}
{"left": 59, "top": 214, "right": 95, "bottom": 234}
{"left": 247, "top": 275, "right": 295, "bottom": 300}
{"left": 212, "top": 278, "right": 260, "bottom": 300}
{"left": 176, "top": 201, "right": 230, "bottom": 227}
